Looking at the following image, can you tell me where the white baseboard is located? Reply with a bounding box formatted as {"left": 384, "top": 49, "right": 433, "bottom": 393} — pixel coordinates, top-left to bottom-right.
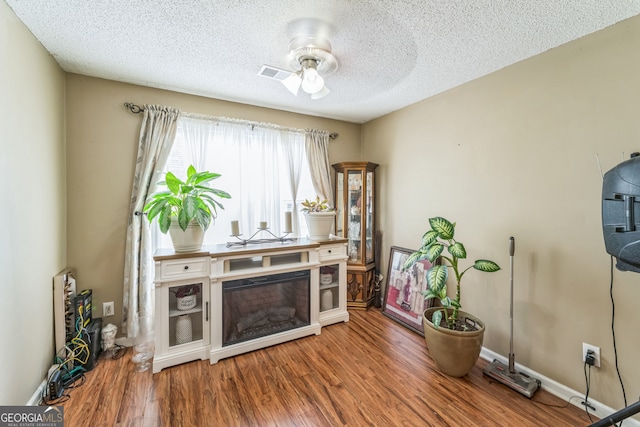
{"left": 27, "top": 380, "right": 46, "bottom": 406}
{"left": 115, "top": 336, "right": 133, "bottom": 347}
{"left": 480, "top": 347, "right": 640, "bottom": 426}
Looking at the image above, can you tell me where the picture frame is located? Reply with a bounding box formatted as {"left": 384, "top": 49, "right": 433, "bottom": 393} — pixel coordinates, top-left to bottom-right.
{"left": 382, "top": 246, "right": 438, "bottom": 336}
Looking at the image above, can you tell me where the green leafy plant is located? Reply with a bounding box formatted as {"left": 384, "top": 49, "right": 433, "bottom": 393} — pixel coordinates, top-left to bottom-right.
{"left": 301, "top": 195, "right": 333, "bottom": 213}
{"left": 143, "top": 165, "right": 231, "bottom": 233}
{"left": 403, "top": 217, "right": 500, "bottom": 330}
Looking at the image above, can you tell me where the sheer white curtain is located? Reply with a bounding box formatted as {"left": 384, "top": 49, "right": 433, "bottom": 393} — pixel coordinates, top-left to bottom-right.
{"left": 279, "top": 129, "right": 305, "bottom": 233}
{"left": 154, "top": 115, "right": 312, "bottom": 248}
{"left": 123, "top": 105, "right": 179, "bottom": 338}
{"left": 179, "top": 115, "right": 215, "bottom": 171}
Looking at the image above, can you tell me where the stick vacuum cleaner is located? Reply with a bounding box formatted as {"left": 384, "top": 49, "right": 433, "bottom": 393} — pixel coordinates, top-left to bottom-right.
{"left": 483, "top": 236, "right": 541, "bottom": 398}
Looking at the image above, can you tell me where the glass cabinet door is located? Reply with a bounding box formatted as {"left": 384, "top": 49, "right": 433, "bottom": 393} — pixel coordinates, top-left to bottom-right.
{"left": 168, "top": 281, "right": 205, "bottom": 347}
{"left": 347, "top": 170, "right": 363, "bottom": 262}
{"left": 364, "top": 170, "right": 374, "bottom": 263}
{"left": 336, "top": 171, "right": 344, "bottom": 237}
{"left": 319, "top": 263, "right": 340, "bottom": 312}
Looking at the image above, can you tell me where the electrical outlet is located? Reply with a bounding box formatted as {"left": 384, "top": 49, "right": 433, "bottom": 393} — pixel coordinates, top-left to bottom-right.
{"left": 582, "top": 343, "right": 601, "bottom": 368}
{"left": 103, "top": 301, "right": 115, "bottom": 317}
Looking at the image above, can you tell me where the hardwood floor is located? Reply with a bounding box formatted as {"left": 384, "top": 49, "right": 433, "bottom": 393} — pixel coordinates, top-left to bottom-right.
{"left": 59, "top": 309, "right": 595, "bottom": 426}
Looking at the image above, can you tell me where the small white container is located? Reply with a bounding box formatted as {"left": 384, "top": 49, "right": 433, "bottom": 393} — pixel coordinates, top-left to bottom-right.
{"left": 320, "top": 273, "right": 333, "bottom": 285}
{"left": 177, "top": 295, "right": 197, "bottom": 311}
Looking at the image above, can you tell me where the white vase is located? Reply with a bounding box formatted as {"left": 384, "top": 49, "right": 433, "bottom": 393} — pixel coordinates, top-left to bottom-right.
{"left": 132, "top": 315, "right": 154, "bottom": 372}
{"left": 176, "top": 295, "right": 197, "bottom": 311}
{"left": 321, "top": 289, "right": 334, "bottom": 311}
{"left": 175, "top": 315, "right": 193, "bottom": 345}
{"left": 303, "top": 211, "right": 336, "bottom": 241}
{"left": 168, "top": 221, "right": 205, "bottom": 253}
{"left": 132, "top": 341, "right": 155, "bottom": 372}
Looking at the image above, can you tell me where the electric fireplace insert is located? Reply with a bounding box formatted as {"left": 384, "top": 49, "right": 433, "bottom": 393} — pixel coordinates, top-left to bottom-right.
{"left": 222, "top": 270, "right": 311, "bottom": 347}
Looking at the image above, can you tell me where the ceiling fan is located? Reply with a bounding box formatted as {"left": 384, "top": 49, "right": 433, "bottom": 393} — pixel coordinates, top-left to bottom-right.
{"left": 258, "top": 36, "right": 338, "bottom": 100}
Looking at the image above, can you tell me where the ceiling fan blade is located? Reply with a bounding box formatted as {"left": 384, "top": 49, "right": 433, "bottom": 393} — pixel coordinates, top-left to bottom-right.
{"left": 310, "top": 85, "right": 330, "bottom": 100}
{"left": 258, "top": 65, "right": 302, "bottom": 96}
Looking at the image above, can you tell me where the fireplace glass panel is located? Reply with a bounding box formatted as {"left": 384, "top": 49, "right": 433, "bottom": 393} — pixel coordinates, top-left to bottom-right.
{"left": 222, "top": 270, "right": 310, "bottom": 347}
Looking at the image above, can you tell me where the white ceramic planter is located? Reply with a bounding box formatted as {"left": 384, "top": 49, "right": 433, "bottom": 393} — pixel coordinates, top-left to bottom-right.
{"left": 168, "top": 221, "right": 205, "bottom": 252}
{"left": 303, "top": 211, "right": 336, "bottom": 241}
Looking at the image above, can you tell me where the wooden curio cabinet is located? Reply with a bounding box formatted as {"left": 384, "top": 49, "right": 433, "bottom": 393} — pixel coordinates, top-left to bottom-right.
{"left": 332, "top": 161, "right": 378, "bottom": 309}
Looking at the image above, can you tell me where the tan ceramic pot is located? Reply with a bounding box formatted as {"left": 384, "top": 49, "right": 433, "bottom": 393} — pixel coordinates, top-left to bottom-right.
{"left": 422, "top": 307, "right": 485, "bottom": 377}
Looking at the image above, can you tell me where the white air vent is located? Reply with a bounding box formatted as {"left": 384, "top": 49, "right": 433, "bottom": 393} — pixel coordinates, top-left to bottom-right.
{"left": 257, "top": 65, "right": 291, "bottom": 81}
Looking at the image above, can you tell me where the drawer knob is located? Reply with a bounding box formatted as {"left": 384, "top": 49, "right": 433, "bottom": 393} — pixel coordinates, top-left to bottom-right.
{"left": 328, "top": 249, "right": 332, "bottom": 253}
{"left": 184, "top": 265, "right": 189, "bottom": 270}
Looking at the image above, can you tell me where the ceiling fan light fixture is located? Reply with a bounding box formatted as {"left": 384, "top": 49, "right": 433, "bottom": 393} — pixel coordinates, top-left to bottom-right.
{"left": 301, "top": 68, "right": 324, "bottom": 94}
{"left": 300, "top": 58, "right": 324, "bottom": 94}
{"left": 281, "top": 71, "right": 302, "bottom": 95}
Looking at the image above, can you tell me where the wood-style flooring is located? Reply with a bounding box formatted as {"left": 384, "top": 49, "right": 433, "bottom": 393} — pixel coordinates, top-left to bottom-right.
{"left": 59, "top": 309, "right": 595, "bottom": 426}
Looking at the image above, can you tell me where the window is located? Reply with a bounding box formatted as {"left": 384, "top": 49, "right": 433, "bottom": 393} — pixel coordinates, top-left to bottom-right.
{"left": 153, "top": 116, "right": 318, "bottom": 249}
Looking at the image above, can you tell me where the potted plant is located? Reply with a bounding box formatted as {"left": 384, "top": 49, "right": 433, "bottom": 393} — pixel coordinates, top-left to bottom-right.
{"left": 172, "top": 284, "right": 200, "bottom": 311}
{"left": 143, "top": 165, "right": 231, "bottom": 252}
{"left": 403, "top": 216, "right": 500, "bottom": 377}
{"left": 301, "top": 195, "right": 336, "bottom": 241}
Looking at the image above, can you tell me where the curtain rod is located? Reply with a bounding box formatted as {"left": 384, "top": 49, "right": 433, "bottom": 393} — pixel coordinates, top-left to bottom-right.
{"left": 124, "top": 102, "right": 143, "bottom": 114}
{"left": 123, "top": 102, "right": 338, "bottom": 140}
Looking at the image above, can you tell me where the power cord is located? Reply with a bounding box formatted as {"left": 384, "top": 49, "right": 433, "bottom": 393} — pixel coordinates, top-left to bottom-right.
{"left": 533, "top": 394, "right": 589, "bottom": 409}
{"left": 609, "top": 256, "right": 627, "bottom": 427}
{"left": 40, "top": 391, "right": 70, "bottom": 406}
{"left": 583, "top": 358, "right": 595, "bottom": 423}
{"left": 110, "top": 344, "right": 127, "bottom": 360}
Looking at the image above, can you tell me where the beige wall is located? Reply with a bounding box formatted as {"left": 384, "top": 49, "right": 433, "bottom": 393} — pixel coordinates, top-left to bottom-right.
{"left": 363, "top": 15, "right": 640, "bottom": 413}
{"left": 65, "top": 74, "right": 362, "bottom": 336}
{"left": 0, "top": 2, "right": 66, "bottom": 404}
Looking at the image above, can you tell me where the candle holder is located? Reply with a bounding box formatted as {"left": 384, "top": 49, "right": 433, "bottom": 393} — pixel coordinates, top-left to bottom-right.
{"left": 226, "top": 227, "right": 295, "bottom": 248}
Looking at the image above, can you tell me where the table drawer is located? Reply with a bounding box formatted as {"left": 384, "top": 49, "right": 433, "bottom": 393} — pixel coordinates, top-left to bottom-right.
{"left": 318, "top": 243, "right": 347, "bottom": 261}
{"left": 160, "top": 257, "right": 209, "bottom": 280}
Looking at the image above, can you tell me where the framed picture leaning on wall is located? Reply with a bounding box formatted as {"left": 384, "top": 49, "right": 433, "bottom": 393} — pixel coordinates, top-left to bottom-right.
{"left": 382, "top": 246, "right": 438, "bottom": 336}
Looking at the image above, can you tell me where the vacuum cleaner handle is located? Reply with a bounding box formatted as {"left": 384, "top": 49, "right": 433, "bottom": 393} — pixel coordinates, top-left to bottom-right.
{"left": 508, "top": 236, "right": 515, "bottom": 373}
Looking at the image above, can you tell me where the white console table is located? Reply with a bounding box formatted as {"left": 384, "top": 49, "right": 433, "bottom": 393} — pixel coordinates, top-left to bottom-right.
{"left": 152, "top": 238, "right": 348, "bottom": 373}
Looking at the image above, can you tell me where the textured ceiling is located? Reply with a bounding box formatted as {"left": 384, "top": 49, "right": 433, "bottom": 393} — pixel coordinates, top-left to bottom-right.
{"left": 5, "top": 1, "right": 640, "bottom": 123}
